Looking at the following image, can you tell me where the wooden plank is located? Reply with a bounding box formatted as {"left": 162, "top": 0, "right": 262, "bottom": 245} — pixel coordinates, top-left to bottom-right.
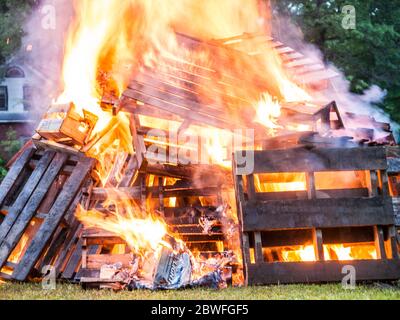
{"left": 242, "top": 198, "right": 395, "bottom": 231}
{"left": 0, "top": 147, "right": 36, "bottom": 208}
{"left": 380, "top": 170, "right": 390, "bottom": 197}
{"left": 388, "top": 158, "right": 400, "bottom": 174}
{"left": 12, "top": 157, "right": 95, "bottom": 281}
{"left": 369, "top": 170, "right": 379, "bottom": 197}
{"left": 0, "top": 153, "right": 68, "bottom": 270}
{"left": 5, "top": 140, "right": 33, "bottom": 168}
{"left": 245, "top": 175, "right": 256, "bottom": 201}
{"left": 389, "top": 226, "right": 399, "bottom": 259}
{"left": 119, "top": 155, "right": 138, "bottom": 187}
{"left": 122, "top": 89, "right": 236, "bottom": 130}
{"left": 242, "top": 232, "right": 251, "bottom": 267}
{"left": 87, "top": 253, "right": 132, "bottom": 269}
{"left": 40, "top": 192, "right": 84, "bottom": 272}
{"left": 246, "top": 260, "right": 400, "bottom": 285}
{"left": 32, "top": 138, "right": 82, "bottom": 157}
{"left": 236, "top": 147, "right": 387, "bottom": 174}
{"left": 60, "top": 238, "right": 84, "bottom": 280}
{"left": 306, "top": 172, "right": 316, "bottom": 199}
{"left": 255, "top": 188, "right": 369, "bottom": 201}
{"left": 0, "top": 151, "right": 58, "bottom": 246}
{"left": 312, "top": 228, "right": 324, "bottom": 261}
{"left": 54, "top": 224, "right": 83, "bottom": 277}
{"left": 253, "top": 232, "right": 263, "bottom": 263}
{"left": 90, "top": 186, "right": 222, "bottom": 201}
{"left": 73, "top": 246, "right": 102, "bottom": 282}
{"left": 260, "top": 227, "right": 374, "bottom": 247}
{"left": 374, "top": 226, "right": 387, "bottom": 260}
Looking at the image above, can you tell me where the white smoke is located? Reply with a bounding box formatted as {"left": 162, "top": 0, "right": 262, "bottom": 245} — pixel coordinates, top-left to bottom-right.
{"left": 272, "top": 13, "right": 399, "bottom": 140}
{"left": 20, "top": 0, "right": 74, "bottom": 118}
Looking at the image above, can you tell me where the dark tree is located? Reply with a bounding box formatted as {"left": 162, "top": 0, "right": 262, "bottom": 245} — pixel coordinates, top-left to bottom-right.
{"left": 272, "top": 0, "right": 400, "bottom": 123}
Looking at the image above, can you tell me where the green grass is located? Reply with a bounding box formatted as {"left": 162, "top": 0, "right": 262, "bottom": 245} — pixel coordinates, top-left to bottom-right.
{"left": 1, "top": 282, "right": 400, "bottom": 300}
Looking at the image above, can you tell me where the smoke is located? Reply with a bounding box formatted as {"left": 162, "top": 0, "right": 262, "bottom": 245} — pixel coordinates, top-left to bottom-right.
{"left": 19, "top": 1, "right": 398, "bottom": 140}
{"left": 20, "top": 0, "right": 74, "bottom": 118}
{"left": 272, "top": 13, "right": 399, "bottom": 140}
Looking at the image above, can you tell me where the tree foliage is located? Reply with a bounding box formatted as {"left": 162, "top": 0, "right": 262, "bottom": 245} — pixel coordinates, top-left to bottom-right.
{"left": 0, "top": 128, "right": 22, "bottom": 181}
{"left": 271, "top": 0, "right": 400, "bottom": 123}
{"left": 0, "top": 0, "right": 38, "bottom": 68}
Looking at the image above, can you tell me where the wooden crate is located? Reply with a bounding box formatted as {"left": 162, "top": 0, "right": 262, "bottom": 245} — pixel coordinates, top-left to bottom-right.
{"left": 233, "top": 146, "right": 400, "bottom": 285}
{"left": 36, "top": 103, "right": 98, "bottom": 146}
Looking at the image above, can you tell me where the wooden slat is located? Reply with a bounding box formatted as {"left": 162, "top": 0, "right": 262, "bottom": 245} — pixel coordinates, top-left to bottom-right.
{"left": 0, "top": 151, "right": 57, "bottom": 246}
{"left": 0, "top": 153, "right": 68, "bottom": 270}
{"left": 89, "top": 186, "right": 222, "bottom": 201}
{"left": 54, "top": 224, "right": 83, "bottom": 277}
{"left": 255, "top": 188, "right": 369, "bottom": 201}
{"left": 242, "top": 198, "right": 395, "bottom": 231}
{"left": 122, "top": 88, "right": 236, "bottom": 130}
{"left": 12, "top": 157, "right": 95, "bottom": 281}
{"left": 87, "top": 253, "right": 132, "bottom": 269}
{"left": 253, "top": 232, "right": 263, "bottom": 263}
{"left": 119, "top": 155, "right": 138, "bottom": 188}
{"left": 235, "top": 147, "right": 387, "bottom": 174}
{"left": 312, "top": 228, "right": 324, "bottom": 261}
{"left": 247, "top": 260, "right": 400, "bottom": 285}
{"left": 0, "top": 147, "right": 36, "bottom": 208}
{"left": 374, "top": 226, "right": 387, "bottom": 260}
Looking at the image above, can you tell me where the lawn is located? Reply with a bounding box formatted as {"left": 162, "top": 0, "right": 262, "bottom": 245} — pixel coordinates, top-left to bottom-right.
{"left": 1, "top": 282, "right": 400, "bottom": 300}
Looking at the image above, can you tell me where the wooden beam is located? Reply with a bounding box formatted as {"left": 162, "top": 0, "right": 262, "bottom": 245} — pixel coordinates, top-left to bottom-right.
{"left": 312, "top": 228, "right": 325, "bottom": 261}
{"left": 254, "top": 232, "right": 263, "bottom": 263}
{"left": 306, "top": 172, "right": 316, "bottom": 199}
{"left": 0, "top": 147, "right": 36, "bottom": 208}
{"left": 242, "top": 198, "right": 395, "bottom": 231}
{"left": 374, "top": 226, "right": 387, "bottom": 260}
{"left": 0, "top": 151, "right": 58, "bottom": 246}
{"left": 246, "top": 260, "right": 400, "bottom": 285}
{"left": 236, "top": 147, "right": 388, "bottom": 174}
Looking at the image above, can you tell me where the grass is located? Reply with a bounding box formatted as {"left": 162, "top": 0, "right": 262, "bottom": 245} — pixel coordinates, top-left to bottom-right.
{"left": 1, "top": 282, "right": 400, "bottom": 300}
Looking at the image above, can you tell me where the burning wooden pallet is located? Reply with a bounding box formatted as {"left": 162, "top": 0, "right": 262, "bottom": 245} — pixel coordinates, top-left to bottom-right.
{"left": 0, "top": 143, "right": 95, "bottom": 281}
{"left": 233, "top": 146, "right": 400, "bottom": 285}
{"left": 0, "top": 24, "right": 398, "bottom": 289}
{"left": 79, "top": 170, "right": 240, "bottom": 286}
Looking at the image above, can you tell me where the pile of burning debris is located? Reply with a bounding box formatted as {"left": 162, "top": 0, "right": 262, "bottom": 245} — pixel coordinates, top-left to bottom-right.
{"left": 93, "top": 241, "right": 235, "bottom": 291}
{"left": 0, "top": 0, "right": 399, "bottom": 290}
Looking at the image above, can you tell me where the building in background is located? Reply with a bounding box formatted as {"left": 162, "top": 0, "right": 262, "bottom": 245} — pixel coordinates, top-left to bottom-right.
{"left": 0, "top": 59, "right": 45, "bottom": 160}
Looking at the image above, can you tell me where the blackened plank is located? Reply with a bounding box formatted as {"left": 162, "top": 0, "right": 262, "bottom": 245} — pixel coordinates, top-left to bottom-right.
{"left": 54, "top": 223, "right": 82, "bottom": 278}
{"left": 0, "top": 151, "right": 56, "bottom": 244}
{"left": 0, "top": 147, "right": 36, "bottom": 208}
{"left": 235, "top": 147, "right": 387, "bottom": 174}
{"left": 12, "top": 157, "right": 95, "bottom": 281}
{"left": 0, "top": 152, "right": 68, "bottom": 269}
{"left": 119, "top": 155, "right": 138, "bottom": 188}
{"left": 247, "top": 260, "right": 400, "bottom": 285}
{"left": 242, "top": 197, "right": 395, "bottom": 231}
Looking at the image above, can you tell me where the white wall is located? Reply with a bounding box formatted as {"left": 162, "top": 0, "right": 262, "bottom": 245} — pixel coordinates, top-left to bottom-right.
{"left": 1, "top": 77, "right": 26, "bottom": 113}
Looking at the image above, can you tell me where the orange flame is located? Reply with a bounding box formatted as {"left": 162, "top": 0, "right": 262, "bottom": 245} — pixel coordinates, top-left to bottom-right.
{"left": 280, "top": 244, "right": 377, "bottom": 262}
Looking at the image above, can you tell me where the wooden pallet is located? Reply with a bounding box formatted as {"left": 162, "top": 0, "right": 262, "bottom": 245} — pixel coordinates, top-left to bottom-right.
{"left": 233, "top": 146, "right": 400, "bottom": 285}
{"left": 0, "top": 144, "right": 95, "bottom": 281}
{"left": 79, "top": 170, "right": 235, "bottom": 283}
